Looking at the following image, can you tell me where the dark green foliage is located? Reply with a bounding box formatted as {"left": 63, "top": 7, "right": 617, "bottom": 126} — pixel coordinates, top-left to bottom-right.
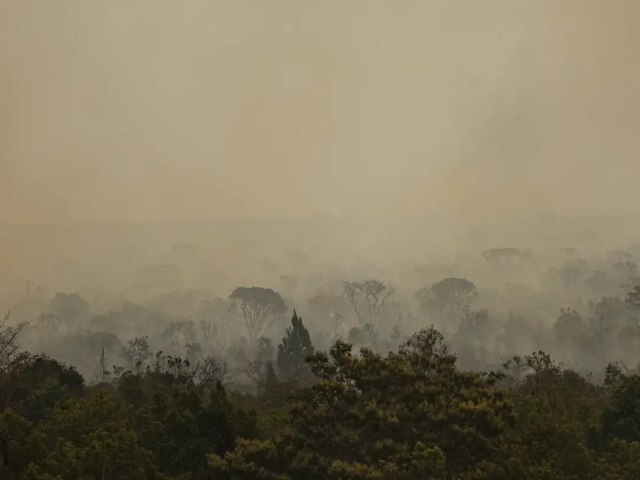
{"left": 0, "top": 311, "right": 26, "bottom": 371}
{"left": 0, "top": 354, "right": 84, "bottom": 422}
{"left": 257, "top": 361, "right": 291, "bottom": 408}
{"left": 212, "top": 327, "right": 515, "bottom": 479}
{"left": 5, "top": 318, "right": 640, "bottom": 479}
{"left": 503, "top": 352, "right": 606, "bottom": 478}
{"left": 0, "top": 353, "right": 257, "bottom": 479}
{"left": 602, "top": 374, "right": 640, "bottom": 442}
{"left": 276, "top": 310, "right": 314, "bottom": 382}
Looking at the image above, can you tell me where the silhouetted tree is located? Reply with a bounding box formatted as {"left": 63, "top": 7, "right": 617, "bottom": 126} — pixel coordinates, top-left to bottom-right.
{"left": 415, "top": 277, "right": 478, "bottom": 316}
{"left": 120, "top": 336, "right": 151, "bottom": 373}
{"left": 342, "top": 280, "right": 393, "bottom": 325}
{"left": 277, "top": 310, "right": 314, "bottom": 382}
{"left": 196, "top": 355, "right": 232, "bottom": 389}
{"left": 0, "top": 312, "right": 26, "bottom": 372}
{"left": 229, "top": 287, "right": 287, "bottom": 344}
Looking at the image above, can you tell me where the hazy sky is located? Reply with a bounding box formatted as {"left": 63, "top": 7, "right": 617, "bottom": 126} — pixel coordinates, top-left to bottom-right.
{"left": 1, "top": 1, "right": 638, "bottom": 224}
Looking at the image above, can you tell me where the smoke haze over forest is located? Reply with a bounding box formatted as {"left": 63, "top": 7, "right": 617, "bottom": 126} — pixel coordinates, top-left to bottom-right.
{"left": 4, "top": 2, "right": 640, "bottom": 478}
{"left": 1, "top": 0, "right": 640, "bottom": 316}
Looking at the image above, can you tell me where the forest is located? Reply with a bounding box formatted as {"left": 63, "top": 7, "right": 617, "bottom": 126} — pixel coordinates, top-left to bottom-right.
{"left": 3, "top": 231, "right": 640, "bottom": 479}
{"left": 2, "top": 1, "right": 640, "bottom": 477}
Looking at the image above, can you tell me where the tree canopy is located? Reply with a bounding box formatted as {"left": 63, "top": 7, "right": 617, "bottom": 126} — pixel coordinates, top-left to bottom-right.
{"left": 415, "top": 277, "right": 479, "bottom": 317}
{"left": 229, "top": 287, "right": 288, "bottom": 344}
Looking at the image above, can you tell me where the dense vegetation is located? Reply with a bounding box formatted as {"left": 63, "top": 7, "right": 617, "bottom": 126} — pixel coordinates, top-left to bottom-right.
{"left": 4, "top": 242, "right": 640, "bottom": 478}
{"left": 3, "top": 305, "right": 640, "bottom": 479}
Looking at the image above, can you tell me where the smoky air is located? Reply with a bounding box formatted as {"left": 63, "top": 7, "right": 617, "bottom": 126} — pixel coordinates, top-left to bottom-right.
{"left": 1, "top": 1, "right": 639, "bottom": 478}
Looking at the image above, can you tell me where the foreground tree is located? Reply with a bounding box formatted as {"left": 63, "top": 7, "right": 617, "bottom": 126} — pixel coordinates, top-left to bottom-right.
{"left": 0, "top": 354, "right": 84, "bottom": 422}
{"left": 116, "top": 362, "right": 257, "bottom": 477}
{"left": 0, "top": 312, "right": 27, "bottom": 372}
{"left": 602, "top": 372, "right": 640, "bottom": 442}
{"left": 502, "top": 351, "right": 616, "bottom": 478}
{"left": 25, "top": 392, "right": 154, "bottom": 479}
{"left": 230, "top": 287, "right": 287, "bottom": 344}
{"left": 0, "top": 355, "right": 257, "bottom": 480}
{"left": 210, "top": 327, "right": 514, "bottom": 479}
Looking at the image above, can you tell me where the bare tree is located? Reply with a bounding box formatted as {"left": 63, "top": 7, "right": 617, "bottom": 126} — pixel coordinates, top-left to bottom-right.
{"left": 343, "top": 280, "right": 394, "bottom": 326}
{"left": 120, "top": 336, "right": 152, "bottom": 373}
{"left": 229, "top": 287, "right": 287, "bottom": 344}
{"left": 0, "top": 312, "right": 27, "bottom": 372}
{"left": 343, "top": 282, "right": 364, "bottom": 323}
{"left": 197, "top": 356, "right": 232, "bottom": 389}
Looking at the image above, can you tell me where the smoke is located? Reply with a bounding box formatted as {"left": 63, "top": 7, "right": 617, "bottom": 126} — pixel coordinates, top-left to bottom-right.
{"left": 1, "top": 0, "right": 638, "bottom": 226}
{"left": 441, "top": 0, "right": 640, "bottom": 223}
